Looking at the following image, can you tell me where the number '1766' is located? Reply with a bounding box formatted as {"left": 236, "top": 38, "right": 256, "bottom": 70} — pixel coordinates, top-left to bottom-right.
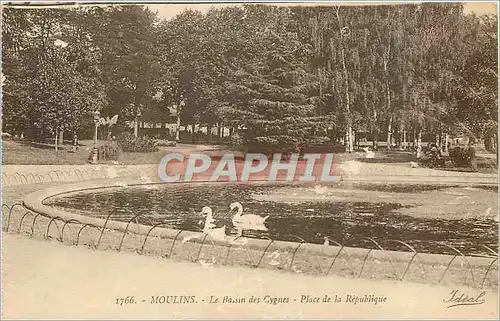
{"left": 115, "top": 296, "right": 136, "bottom": 306}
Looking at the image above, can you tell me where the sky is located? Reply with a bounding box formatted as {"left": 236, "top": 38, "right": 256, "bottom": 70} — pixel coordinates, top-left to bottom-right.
{"left": 146, "top": 2, "right": 498, "bottom": 21}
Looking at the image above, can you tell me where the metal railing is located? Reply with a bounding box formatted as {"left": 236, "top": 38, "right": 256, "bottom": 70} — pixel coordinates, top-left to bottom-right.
{"left": 2, "top": 201, "right": 497, "bottom": 289}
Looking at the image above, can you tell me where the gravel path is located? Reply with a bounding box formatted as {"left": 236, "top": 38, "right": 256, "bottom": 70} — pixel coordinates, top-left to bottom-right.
{"left": 2, "top": 234, "right": 498, "bottom": 319}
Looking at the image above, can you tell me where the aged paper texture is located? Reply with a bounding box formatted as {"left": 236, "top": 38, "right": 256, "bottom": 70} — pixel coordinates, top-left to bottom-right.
{"left": 1, "top": 1, "right": 498, "bottom": 319}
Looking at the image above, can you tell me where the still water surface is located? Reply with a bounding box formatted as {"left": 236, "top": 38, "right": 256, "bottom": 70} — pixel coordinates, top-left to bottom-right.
{"left": 46, "top": 183, "right": 498, "bottom": 256}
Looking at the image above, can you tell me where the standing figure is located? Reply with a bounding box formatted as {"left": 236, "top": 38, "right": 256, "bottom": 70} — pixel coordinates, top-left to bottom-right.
{"left": 416, "top": 144, "right": 423, "bottom": 160}
{"left": 72, "top": 134, "right": 79, "bottom": 153}
{"left": 468, "top": 140, "right": 478, "bottom": 172}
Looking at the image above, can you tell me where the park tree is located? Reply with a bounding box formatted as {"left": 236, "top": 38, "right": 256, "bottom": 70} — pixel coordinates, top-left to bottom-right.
{"left": 452, "top": 13, "right": 498, "bottom": 159}
{"left": 85, "top": 5, "right": 160, "bottom": 138}
{"left": 371, "top": 6, "right": 400, "bottom": 150}
{"left": 2, "top": 3, "right": 496, "bottom": 159}
{"left": 1, "top": 8, "right": 32, "bottom": 135}
{"left": 414, "top": 3, "right": 469, "bottom": 149}
{"left": 221, "top": 6, "right": 329, "bottom": 154}
{"left": 2, "top": 7, "right": 107, "bottom": 147}
{"left": 157, "top": 6, "right": 273, "bottom": 143}
{"left": 293, "top": 5, "right": 384, "bottom": 151}
{"left": 300, "top": 5, "right": 358, "bottom": 152}
{"left": 197, "top": 6, "right": 253, "bottom": 142}
{"left": 29, "top": 43, "right": 106, "bottom": 150}
{"left": 156, "top": 9, "right": 206, "bottom": 142}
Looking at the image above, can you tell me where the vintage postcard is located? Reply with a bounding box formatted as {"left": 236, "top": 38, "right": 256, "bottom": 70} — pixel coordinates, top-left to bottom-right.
{"left": 1, "top": 1, "right": 498, "bottom": 319}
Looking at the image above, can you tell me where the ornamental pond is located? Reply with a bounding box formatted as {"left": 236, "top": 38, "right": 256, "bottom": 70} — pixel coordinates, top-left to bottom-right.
{"left": 44, "top": 182, "right": 498, "bottom": 256}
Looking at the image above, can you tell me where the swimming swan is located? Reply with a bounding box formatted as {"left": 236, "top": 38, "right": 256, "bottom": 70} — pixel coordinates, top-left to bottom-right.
{"left": 200, "top": 206, "right": 227, "bottom": 240}
{"left": 230, "top": 202, "right": 269, "bottom": 227}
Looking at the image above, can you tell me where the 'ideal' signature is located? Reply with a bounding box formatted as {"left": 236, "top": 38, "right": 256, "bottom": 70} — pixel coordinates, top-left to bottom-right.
{"left": 443, "top": 289, "right": 486, "bottom": 308}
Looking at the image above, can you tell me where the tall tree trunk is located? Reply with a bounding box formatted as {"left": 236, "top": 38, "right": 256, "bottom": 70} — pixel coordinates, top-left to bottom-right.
{"left": 175, "top": 107, "right": 181, "bottom": 142}
{"left": 370, "top": 128, "right": 374, "bottom": 149}
{"left": 335, "top": 7, "right": 353, "bottom": 153}
{"left": 383, "top": 36, "right": 392, "bottom": 150}
{"left": 58, "top": 129, "right": 64, "bottom": 145}
{"left": 403, "top": 125, "right": 407, "bottom": 150}
{"left": 207, "top": 123, "right": 212, "bottom": 144}
{"left": 496, "top": 131, "right": 498, "bottom": 165}
{"left": 134, "top": 115, "right": 139, "bottom": 138}
{"left": 413, "top": 128, "right": 417, "bottom": 150}
{"left": 386, "top": 114, "right": 393, "bottom": 150}
{"left": 318, "top": 67, "right": 323, "bottom": 97}
{"left": 191, "top": 122, "right": 196, "bottom": 144}
{"left": 438, "top": 124, "right": 443, "bottom": 150}
{"left": 484, "top": 135, "right": 491, "bottom": 151}
{"left": 444, "top": 132, "right": 449, "bottom": 153}
{"left": 396, "top": 121, "right": 402, "bottom": 149}
{"left": 384, "top": 71, "right": 392, "bottom": 149}
{"left": 54, "top": 130, "right": 58, "bottom": 152}
{"left": 160, "top": 122, "right": 165, "bottom": 138}
{"left": 415, "top": 129, "right": 423, "bottom": 159}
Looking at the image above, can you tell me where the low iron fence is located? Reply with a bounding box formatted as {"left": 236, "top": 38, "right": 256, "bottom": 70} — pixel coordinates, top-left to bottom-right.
{"left": 2, "top": 168, "right": 108, "bottom": 187}
{"left": 2, "top": 202, "right": 498, "bottom": 289}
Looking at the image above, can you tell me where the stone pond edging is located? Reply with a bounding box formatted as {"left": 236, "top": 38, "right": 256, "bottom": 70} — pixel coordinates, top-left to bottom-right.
{"left": 22, "top": 178, "right": 496, "bottom": 268}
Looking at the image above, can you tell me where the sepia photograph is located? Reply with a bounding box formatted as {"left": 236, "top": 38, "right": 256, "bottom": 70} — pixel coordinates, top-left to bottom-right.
{"left": 1, "top": 1, "right": 498, "bottom": 319}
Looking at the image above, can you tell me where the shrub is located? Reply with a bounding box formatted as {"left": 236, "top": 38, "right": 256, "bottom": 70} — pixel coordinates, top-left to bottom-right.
{"left": 100, "top": 141, "right": 122, "bottom": 161}
{"left": 229, "top": 133, "right": 243, "bottom": 150}
{"left": 301, "top": 142, "right": 345, "bottom": 154}
{"left": 449, "top": 146, "right": 470, "bottom": 167}
{"left": 87, "top": 141, "right": 122, "bottom": 162}
{"left": 117, "top": 132, "right": 159, "bottom": 152}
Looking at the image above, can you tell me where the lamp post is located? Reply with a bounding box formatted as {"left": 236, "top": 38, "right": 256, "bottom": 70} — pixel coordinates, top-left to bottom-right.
{"left": 91, "top": 109, "right": 100, "bottom": 165}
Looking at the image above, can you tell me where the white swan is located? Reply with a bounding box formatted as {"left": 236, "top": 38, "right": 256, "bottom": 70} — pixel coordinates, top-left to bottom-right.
{"left": 230, "top": 202, "right": 269, "bottom": 228}
{"left": 200, "top": 206, "right": 227, "bottom": 241}
{"left": 206, "top": 225, "right": 227, "bottom": 241}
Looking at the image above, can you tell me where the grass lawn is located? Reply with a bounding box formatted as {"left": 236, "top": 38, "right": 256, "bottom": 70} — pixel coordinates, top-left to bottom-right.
{"left": 2, "top": 139, "right": 498, "bottom": 174}
{"left": 1, "top": 139, "right": 169, "bottom": 165}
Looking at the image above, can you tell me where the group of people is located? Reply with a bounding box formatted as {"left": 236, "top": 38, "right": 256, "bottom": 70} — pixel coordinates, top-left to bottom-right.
{"left": 417, "top": 140, "right": 478, "bottom": 171}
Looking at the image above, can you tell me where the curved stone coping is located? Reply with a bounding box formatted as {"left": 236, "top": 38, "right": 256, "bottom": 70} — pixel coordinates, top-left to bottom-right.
{"left": 342, "top": 175, "right": 498, "bottom": 186}
{"left": 23, "top": 178, "right": 497, "bottom": 268}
